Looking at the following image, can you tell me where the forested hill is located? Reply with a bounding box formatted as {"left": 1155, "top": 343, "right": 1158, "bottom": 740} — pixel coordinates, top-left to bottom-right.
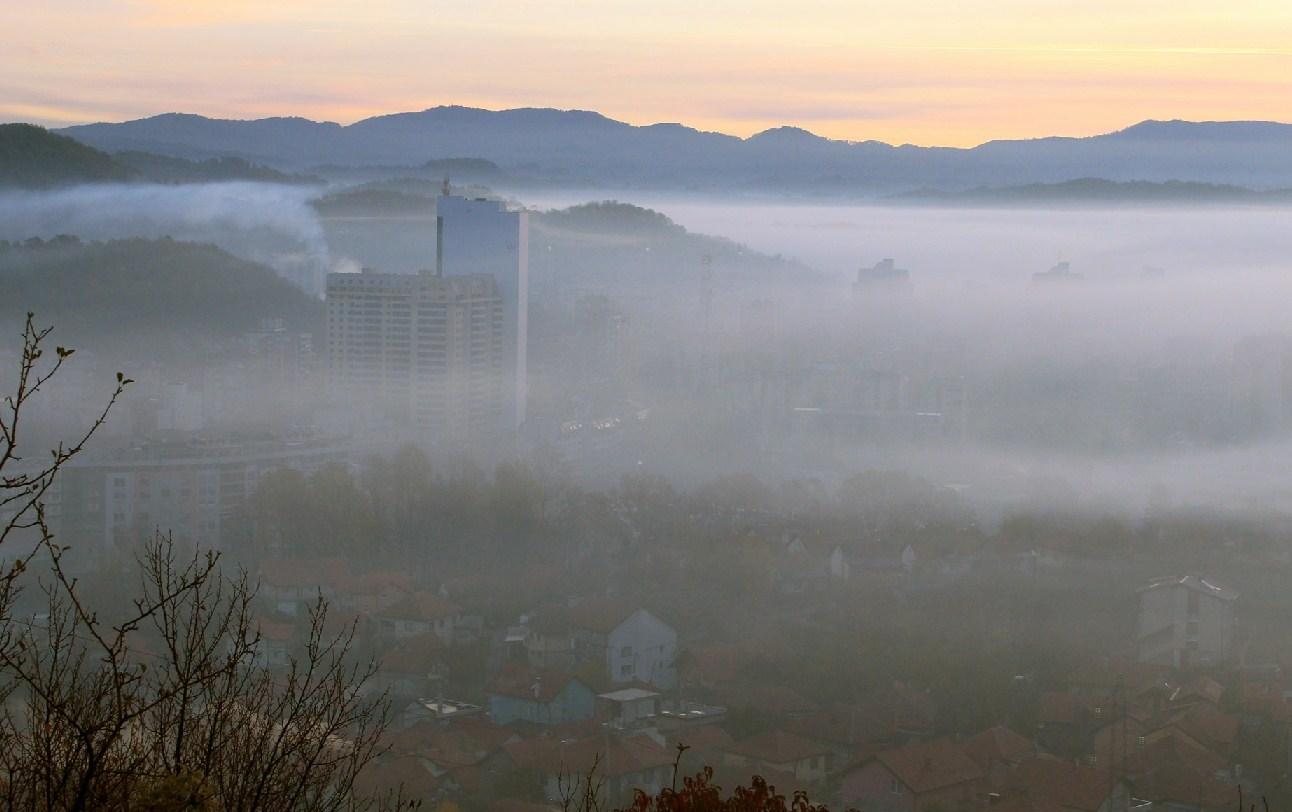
{"left": 0, "top": 236, "right": 322, "bottom": 352}
{"left": 113, "top": 151, "right": 320, "bottom": 184}
{"left": 0, "top": 124, "right": 133, "bottom": 188}
{"left": 0, "top": 123, "right": 320, "bottom": 188}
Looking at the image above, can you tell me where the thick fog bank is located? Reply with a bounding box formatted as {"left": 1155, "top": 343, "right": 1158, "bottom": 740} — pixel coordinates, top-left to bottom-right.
{"left": 518, "top": 192, "right": 1292, "bottom": 282}
{"left": 0, "top": 182, "right": 330, "bottom": 292}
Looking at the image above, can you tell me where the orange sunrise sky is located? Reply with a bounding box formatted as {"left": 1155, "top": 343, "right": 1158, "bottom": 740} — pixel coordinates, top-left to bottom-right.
{"left": 5, "top": 0, "right": 1291, "bottom": 146}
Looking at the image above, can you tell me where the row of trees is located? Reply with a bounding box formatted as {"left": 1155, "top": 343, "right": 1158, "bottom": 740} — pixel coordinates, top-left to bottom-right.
{"left": 0, "top": 315, "right": 397, "bottom": 810}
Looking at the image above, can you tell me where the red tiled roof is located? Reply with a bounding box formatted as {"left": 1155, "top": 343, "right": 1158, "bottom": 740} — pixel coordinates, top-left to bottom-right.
{"left": 724, "top": 730, "right": 829, "bottom": 765}
{"left": 1132, "top": 762, "right": 1234, "bottom": 811}
{"left": 489, "top": 663, "right": 587, "bottom": 704}
{"left": 873, "top": 737, "right": 985, "bottom": 795}
{"left": 1164, "top": 706, "right": 1240, "bottom": 754}
{"left": 1172, "top": 675, "right": 1225, "bottom": 707}
{"left": 1000, "top": 756, "right": 1110, "bottom": 812}
{"left": 961, "top": 725, "right": 1033, "bottom": 769}
{"left": 1128, "top": 733, "right": 1228, "bottom": 777}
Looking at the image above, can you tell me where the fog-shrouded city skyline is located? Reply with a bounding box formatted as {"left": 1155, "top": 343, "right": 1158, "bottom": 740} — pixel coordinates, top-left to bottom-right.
{"left": 6, "top": 4, "right": 1292, "bottom": 810}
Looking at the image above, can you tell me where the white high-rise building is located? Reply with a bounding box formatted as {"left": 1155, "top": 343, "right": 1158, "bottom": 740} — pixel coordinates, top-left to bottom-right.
{"left": 326, "top": 270, "right": 505, "bottom": 440}
{"left": 435, "top": 195, "right": 529, "bottom": 430}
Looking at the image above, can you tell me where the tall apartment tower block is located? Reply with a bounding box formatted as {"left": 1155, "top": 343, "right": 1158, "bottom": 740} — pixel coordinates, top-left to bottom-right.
{"left": 325, "top": 271, "right": 506, "bottom": 439}
{"left": 435, "top": 195, "right": 529, "bottom": 431}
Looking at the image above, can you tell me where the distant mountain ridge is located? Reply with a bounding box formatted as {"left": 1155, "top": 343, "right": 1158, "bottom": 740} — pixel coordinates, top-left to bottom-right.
{"left": 0, "top": 124, "right": 321, "bottom": 188}
{"left": 53, "top": 108, "right": 1292, "bottom": 192}
{"left": 892, "top": 177, "right": 1292, "bottom": 206}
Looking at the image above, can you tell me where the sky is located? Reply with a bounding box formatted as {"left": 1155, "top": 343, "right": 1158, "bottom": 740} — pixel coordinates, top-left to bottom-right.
{"left": 5, "top": 0, "right": 1292, "bottom": 146}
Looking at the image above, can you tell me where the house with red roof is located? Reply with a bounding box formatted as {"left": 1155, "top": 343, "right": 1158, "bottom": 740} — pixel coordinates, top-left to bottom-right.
{"left": 487, "top": 665, "right": 596, "bottom": 727}
{"left": 993, "top": 755, "right": 1126, "bottom": 812}
{"left": 721, "top": 730, "right": 832, "bottom": 786}
{"left": 332, "top": 570, "right": 414, "bottom": 614}
{"left": 503, "top": 731, "right": 674, "bottom": 807}
{"left": 960, "top": 725, "right": 1034, "bottom": 780}
{"left": 838, "top": 737, "right": 986, "bottom": 812}
{"left": 258, "top": 557, "right": 346, "bottom": 616}
{"left": 375, "top": 591, "right": 462, "bottom": 643}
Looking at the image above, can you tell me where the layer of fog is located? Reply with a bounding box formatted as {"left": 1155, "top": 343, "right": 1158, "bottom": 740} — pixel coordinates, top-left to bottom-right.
{"left": 517, "top": 191, "right": 1292, "bottom": 282}
{"left": 0, "top": 182, "right": 331, "bottom": 291}
{"left": 514, "top": 191, "right": 1292, "bottom": 520}
{"left": 9, "top": 179, "right": 1292, "bottom": 521}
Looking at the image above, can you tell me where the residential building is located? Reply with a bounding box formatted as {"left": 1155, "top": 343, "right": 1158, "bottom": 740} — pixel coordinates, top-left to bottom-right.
{"left": 503, "top": 732, "right": 673, "bottom": 807}
{"left": 568, "top": 602, "right": 677, "bottom": 689}
{"left": 721, "top": 730, "right": 831, "bottom": 786}
{"left": 436, "top": 194, "right": 529, "bottom": 430}
{"left": 52, "top": 433, "right": 348, "bottom": 556}
{"left": 376, "top": 592, "right": 462, "bottom": 643}
{"left": 326, "top": 270, "right": 505, "bottom": 442}
{"left": 1137, "top": 576, "right": 1237, "bottom": 668}
{"left": 487, "top": 666, "right": 595, "bottom": 726}
{"left": 839, "top": 737, "right": 985, "bottom": 812}
{"left": 598, "top": 688, "right": 661, "bottom": 730}
{"left": 854, "top": 258, "right": 913, "bottom": 295}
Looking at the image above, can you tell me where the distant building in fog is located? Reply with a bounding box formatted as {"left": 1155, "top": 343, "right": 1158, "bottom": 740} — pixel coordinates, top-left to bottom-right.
{"left": 51, "top": 434, "right": 347, "bottom": 556}
{"left": 1032, "top": 260, "right": 1083, "bottom": 284}
{"left": 436, "top": 194, "right": 529, "bottom": 429}
{"left": 853, "top": 258, "right": 912, "bottom": 296}
{"left": 1232, "top": 334, "right": 1292, "bottom": 437}
{"left": 1137, "top": 575, "right": 1236, "bottom": 669}
{"left": 326, "top": 270, "right": 505, "bottom": 441}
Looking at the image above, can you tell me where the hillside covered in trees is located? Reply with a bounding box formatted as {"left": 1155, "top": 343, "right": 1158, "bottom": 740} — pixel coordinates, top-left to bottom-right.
{"left": 0, "top": 123, "right": 133, "bottom": 188}
{"left": 0, "top": 124, "right": 321, "bottom": 188}
{"left": 0, "top": 236, "right": 322, "bottom": 353}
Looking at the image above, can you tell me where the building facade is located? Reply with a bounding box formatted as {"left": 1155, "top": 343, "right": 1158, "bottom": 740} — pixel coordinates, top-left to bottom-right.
{"left": 52, "top": 434, "right": 348, "bottom": 556}
{"left": 435, "top": 195, "right": 529, "bottom": 431}
{"left": 326, "top": 270, "right": 506, "bottom": 441}
{"left": 1137, "top": 575, "right": 1237, "bottom": 669}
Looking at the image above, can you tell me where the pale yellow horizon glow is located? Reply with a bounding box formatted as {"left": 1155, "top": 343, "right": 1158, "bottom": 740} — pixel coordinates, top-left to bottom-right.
{"left": 5, "top": 0, "right": 1291, "bottom": 147}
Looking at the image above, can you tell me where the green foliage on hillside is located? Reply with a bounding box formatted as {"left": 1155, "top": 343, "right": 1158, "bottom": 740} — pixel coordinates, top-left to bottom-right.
{"left": 114, "top": 151, "right": 321, "bottom": 184}
{"left": 0, "top": 124, "right": 133, "bottom": 188}
{"left": 0, "top": 236, "right": 321, "bottom": 350}
{"left": 536, "top": 200, "right": 685, "bottom": 236}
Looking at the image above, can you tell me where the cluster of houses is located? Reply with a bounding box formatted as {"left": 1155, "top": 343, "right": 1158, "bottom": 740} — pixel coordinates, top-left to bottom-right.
{"left": 250, "top": 559, "right": 1278, "bottom": 812}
